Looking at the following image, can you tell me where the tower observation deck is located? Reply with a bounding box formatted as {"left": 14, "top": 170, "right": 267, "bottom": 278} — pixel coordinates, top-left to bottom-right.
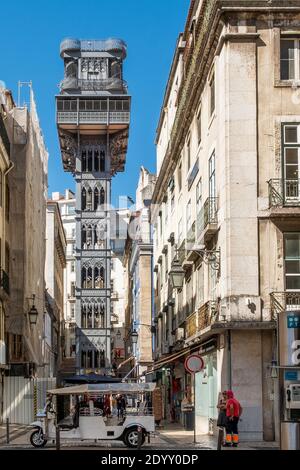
{"left": 56, "top": 38, "right": 131, "bottom": 375}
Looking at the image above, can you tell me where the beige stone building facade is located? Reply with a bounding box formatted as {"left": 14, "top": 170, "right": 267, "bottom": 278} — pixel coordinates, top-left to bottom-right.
{"left": 152, "top": 0, "right": 300, "bottom": 441}
{"left": 44, "top": 200, "right": 66, "bottom": 379}
{"left": 123, "top": 167, "right": 156, "bottom": 379}
{"left": 0, "top": 86, "right": 48, "bottom": 378}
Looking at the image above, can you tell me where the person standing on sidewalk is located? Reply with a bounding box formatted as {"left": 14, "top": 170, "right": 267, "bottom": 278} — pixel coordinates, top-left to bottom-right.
{"left": 224, "top": 390, "right": 242, "bottom": 447}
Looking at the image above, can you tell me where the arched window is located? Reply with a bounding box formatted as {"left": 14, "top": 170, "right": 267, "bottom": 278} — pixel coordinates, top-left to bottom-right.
{"left": 100, "top": 350, "right": 105, "bottom": 368}
{"left": 81, "top": 225, "right": 86, "bottom": 249}
{"left": 86, "top": 225, "right": 93, "bottom": 249}
{"left": 81, "top": 266, "right": 86, "bottom": 288}
{"left": 100, "top": 151, "right": 105, "bottom": 172}
{"left": 94, "top": 350, "right": 100, "bottom": 368}
{"left": 87, "top": 267, "right": 93, "bottom": 288}
{"left": 94, "top": 265, "right": 105, "bottom": 289}
{"left": 81, "top": 187, "right": 86, "bottom": 211}
{"left": 82, "top": 150, "right": 87, "bottom": 172}
{"left": 94, "top": 187, "right": 99, "bottom": 211}
{"left": 81, "top": 304, "right": 87, "bottom": 328}
{"left": 94, "top": 150, "right": 99, "bottom": 172}
{"left": 100, "top": 187, "right": 105, "bottom": 205}
{"left": 87, "top": 150, "right": 93, "bottom": 172}
{"left": 86, "top": 187, "right": 93, "bottom": 211}
{"left": 87, "top": 304, "right": 93, "bottom": 328}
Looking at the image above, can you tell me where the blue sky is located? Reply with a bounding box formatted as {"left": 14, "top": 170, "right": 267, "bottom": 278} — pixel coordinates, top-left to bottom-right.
{"left": 0, "top": 0, "right": 189, "bottom": 206}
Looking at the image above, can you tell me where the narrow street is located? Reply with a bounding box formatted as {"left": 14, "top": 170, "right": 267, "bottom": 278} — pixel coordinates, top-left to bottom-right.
{"left": 0, "top": 422, "right": 278, "bottom": 451}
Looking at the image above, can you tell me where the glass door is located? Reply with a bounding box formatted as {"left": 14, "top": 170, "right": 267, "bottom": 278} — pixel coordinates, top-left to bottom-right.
{"left": 283, "top": 125, "right": 300, "bottom": 203}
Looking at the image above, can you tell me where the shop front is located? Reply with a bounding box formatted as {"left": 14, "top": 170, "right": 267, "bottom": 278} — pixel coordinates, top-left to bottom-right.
{"left": 194, "top": 342, "right": 218, "bottom": 435}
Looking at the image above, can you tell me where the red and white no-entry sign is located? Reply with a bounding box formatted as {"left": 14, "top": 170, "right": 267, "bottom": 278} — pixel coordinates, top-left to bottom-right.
{"left": 184, "top": 354, "right": 204, "bottom": 374}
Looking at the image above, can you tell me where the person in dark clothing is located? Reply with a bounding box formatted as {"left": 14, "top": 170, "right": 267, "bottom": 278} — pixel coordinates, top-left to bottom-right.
{"left": 116, "top": 394, "right": 126, "bottom": 418}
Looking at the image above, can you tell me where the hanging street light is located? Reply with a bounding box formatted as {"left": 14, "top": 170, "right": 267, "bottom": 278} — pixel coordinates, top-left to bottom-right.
{"left": 169, "top": 258, "right": 185, "bottom": 290}
{"left": 28, "top": 294, "right": 38, "bottom": 325}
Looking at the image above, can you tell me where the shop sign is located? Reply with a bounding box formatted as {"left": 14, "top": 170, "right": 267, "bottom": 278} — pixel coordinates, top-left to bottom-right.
{"left": 184, "top": 354, "right": 204, "bottom": 374}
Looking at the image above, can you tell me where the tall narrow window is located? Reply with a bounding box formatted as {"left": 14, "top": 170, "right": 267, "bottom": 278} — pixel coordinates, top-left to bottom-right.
{"left": 94, "top": 149, "right": 100, "bottom": 172}
{"left": 209, "top": 152, "right": 216, "bottom": 199}
{"left": 210, "top": 71, "right": 215, "bottom": 117}
{"left": 82, "top": 150, "right": 87, "bottom": 172}
{"left": 94, "top": 187, "right": 99, "bottom": 210}
{"left": 196, "top": 178, "right": 202, "bottom": 214}
{"left": 100, "top": 151, "right": 105, "bottom": 172}
{"left": 87, "top": 150, "right": 93, "bottom": 172}
{"left": 86, "top": 188, "right": 93, "bottom": 211}
{"left": 283, "top": 124, "right": 300, "bottom": 201}
{"left": 280, "top": 39, "right": 300, "bottom": 81}
{"left": 187, "top": 199, "right": 191, "bottom": 232}
{"left": 100, "top": 187, "right": 105, "bottom": 205}
{"left": 81, "top": 187, "right": 86, "bottom": 211}
{"left": 285, "top": 233, "right": 300, "bottom": 291}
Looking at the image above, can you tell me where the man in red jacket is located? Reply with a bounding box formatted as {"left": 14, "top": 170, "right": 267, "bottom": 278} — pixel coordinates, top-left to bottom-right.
{"left": 224, "top": 390, "right": 242, "bottom": 447}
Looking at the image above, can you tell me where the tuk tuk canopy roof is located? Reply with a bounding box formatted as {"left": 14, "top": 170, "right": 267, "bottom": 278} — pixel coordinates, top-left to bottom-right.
{"left": 47, "top": 382, "right": 156, "bottom": 395}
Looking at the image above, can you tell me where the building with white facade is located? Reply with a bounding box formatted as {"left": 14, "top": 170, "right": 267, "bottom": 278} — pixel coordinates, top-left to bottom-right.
{"left": 152, "top": 0, "right": 300, "bottom": 443}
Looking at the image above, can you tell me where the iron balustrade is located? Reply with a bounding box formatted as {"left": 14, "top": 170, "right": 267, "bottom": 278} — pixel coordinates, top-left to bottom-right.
{"left": 268, "top": 179, "right": 300, "bottom": 207}
{"left": 185, "top": 301, "right": 219, "bottom": 339}
{"left": 197, "top": 197, "right": 218, "bottom": 239}
{"left": 60, "top": 77, "right": 127, "bottom": 93}
{"left": 57, "top": 111, "right": 130, "bottom": 125}
{"left": 270, "top": 292, "right": 300, "bottom": 319}
{"left": 1, "top": 269, "right": 9, "bottom": 295}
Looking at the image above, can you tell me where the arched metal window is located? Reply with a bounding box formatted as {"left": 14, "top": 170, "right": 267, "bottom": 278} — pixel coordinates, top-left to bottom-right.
{"left": 94, "top": 186, "right": 99, "bottom": 211}
{"left": 86, "top": 187, "right": 93, "bottom": 211}
{"left": 100, "top": 150, "right": 105, "bottom": 172}
{"left": 87, "top": 149, "right": 93, "bottom": 172}
{"left": 94, "top": 265, "right": 105, "bottom": 289}
{"left": 81, "top": 187, "right": 86, "bottom": 210}
{"left": 82, "top": 150, "right": 87, "bottom": 172}
{"left": 100, "top": 187, "right": 105, "bottom": 205}
{"left": 94, "top": 149, "right": 100, "bottom": 172}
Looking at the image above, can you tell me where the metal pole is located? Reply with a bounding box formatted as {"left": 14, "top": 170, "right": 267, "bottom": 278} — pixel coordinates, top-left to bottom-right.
{"left": 6, "top": 418, "right": 9, "bottom": 444}
{"left": 56, "top": 425, "right": 60, "bottom": 450}
{"left": 193, "top": 373, "right": 196, "bottom": 444}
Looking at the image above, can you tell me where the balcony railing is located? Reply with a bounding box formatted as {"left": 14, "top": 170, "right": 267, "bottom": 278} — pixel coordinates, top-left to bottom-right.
{"left": 185, "top": 301, "right": 218, "bottom": 339}
{"left": 57, "top": 111, "right": 130, "bottom": 125}
{"left": 268, "top": 179, "right": 300, "bottom": 207}
{"left": 1, "top": 270, "right": 9, "bottom": 295}
{"left": 60, "top": 77, "right": 128, "bottom": 93}
{"left": 197, "top": 197, "right": 218, "bottom": 240}
{"left": 270, "top": 292, "right": 300, "bottom": 318}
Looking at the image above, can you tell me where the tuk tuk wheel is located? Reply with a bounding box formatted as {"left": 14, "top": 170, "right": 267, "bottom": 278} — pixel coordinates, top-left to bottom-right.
{"left": 123, "top": 427, "right": 145, "bottom": 448}
{"left": 30, "top": 429, "right": 47, "bottom": 448}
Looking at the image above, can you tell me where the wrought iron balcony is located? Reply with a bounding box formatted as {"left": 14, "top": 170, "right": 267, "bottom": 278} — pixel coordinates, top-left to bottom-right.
{"left": 0, "top": 269, "right": 9, "bottom": 295}
{"left": 270, "top": 292, "right": 300, "bottom": 319}
{"left": 197, "top": 197, "right": 218, "bottom": 242}
{"left": 185, "top": 301, "right": 219, "bottom": 339}
{"left": 268, "top": 179, "right": 300, "bottom": 208}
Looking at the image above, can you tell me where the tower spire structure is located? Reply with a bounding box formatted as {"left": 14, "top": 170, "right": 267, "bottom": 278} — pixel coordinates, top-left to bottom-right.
{"left": 56, "top": 38, "right": 130, "bottom": 375}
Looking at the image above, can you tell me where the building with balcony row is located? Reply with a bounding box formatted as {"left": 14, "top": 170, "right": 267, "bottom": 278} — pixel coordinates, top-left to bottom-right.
{"left": 151, "top": 0, "right": 300, "bottom": 442}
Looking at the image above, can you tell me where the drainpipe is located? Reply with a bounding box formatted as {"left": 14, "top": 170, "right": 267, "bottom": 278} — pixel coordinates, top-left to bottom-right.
{"left": 227, "top": 330, "right": 232, "bottom": 390}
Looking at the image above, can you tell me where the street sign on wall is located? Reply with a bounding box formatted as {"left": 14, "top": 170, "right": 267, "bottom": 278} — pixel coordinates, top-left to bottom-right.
{"left": 184, "top": 354, "right": 204, "bottom": 374}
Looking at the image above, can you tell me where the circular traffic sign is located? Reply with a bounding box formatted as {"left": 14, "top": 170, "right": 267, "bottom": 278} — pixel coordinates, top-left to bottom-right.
{"left": 184, "top": 354, "right": 204, "bottom": 374}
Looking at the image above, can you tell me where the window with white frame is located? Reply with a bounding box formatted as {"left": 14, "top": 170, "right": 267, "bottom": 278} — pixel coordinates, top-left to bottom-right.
{"left": 283, "top": 124, "right": 300, "bottom": 199}
{"left": 209, "top": 152, "right": 216, "bottom": 199}
{"left": 280, "top": 38, "right": 300, "bottom": 81}
{"left": 178, "top": 161, "right": 182, "bottom": 192}
{"left": 196, "top": 178, "right": 202, "bottom": 214}
{"left": 186, "top": 135, "right": 191, "bottom": 172}
{"left": 285, "top": 233, "right": 300, "bottom": 290}
{"left": 186, "top": 199, "right": 192, "bottom": 232}
{"left": 178, "top": 217, "right": 183, "bottom": 244}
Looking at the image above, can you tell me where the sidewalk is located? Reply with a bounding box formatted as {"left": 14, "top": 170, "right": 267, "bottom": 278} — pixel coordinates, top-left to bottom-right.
{"left": 0, "top": 423, "right": 29, "bottom": 445}
{"left": 157, "top": 422, "right": 279, "bottom": 450}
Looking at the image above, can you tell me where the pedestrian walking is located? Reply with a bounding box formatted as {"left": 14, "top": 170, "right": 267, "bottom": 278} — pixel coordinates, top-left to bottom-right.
{"left": 224, "top": 390, "right": 243, "bottom": 447}
{"left": 216, "top": 391, "right": 228, "bottom": 447}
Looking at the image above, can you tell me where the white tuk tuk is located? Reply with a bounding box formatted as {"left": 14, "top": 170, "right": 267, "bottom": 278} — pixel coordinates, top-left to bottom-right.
{"left": 29, "top": 382, "right": 156, "bottom": 448}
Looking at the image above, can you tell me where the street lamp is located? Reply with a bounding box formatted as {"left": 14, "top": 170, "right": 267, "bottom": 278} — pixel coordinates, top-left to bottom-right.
{"left": 131, "top": 329, "right": 138, "bottom": 346}
{"left": 169, "top": 258, "right": 185, "bottom": 289}
{"left": 28, "top": 294, "right": 38, "bottom": 325}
